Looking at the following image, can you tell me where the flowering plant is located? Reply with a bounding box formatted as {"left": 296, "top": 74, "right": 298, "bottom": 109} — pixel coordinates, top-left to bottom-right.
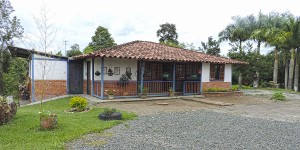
{"left": 39, "top": 110, "right": 56, "bottom": 119}
{"left": 105, "top": 89, "right": 116, "bottom": 95}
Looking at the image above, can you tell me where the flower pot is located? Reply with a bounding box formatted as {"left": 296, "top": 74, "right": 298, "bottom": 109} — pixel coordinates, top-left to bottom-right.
{"left": 108, "top": 95, "right": 114, "bottom": 100}
{"left": 40, "top": 115, "right": 57, "bottom": 129}
{"left": 140, "top": 94, "right": 147, "bottom": 99}
{"left": 98, "top": 112, "right": 122, "bottom": 120}
{"left": 169, "top": 92, "right": 175, "bottom": 97}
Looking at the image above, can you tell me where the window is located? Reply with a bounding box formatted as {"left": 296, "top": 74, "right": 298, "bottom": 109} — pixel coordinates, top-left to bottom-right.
{"left": 210, "top": 64, "right": 224, "bottom": 81}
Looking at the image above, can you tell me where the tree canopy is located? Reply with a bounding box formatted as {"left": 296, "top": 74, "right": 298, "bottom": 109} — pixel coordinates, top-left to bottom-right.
{"left": 0, "top": 0, "right": 24, "bottom": 96}
{"left": 156, "top": 23, "right": 179, "bottom": 45}
{"left": 199, "top": 36, "right": 221, "bottom": 56}
{"left": 88, "top": 26, "right": 116, "bottom": 51}
{"left": 66, "top": 43, "right": 82, "bottom": 57}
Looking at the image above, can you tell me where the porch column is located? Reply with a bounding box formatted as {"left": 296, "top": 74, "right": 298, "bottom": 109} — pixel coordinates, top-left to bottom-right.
{"left": 92, "top": 58, "right": 95, "bottom": 96}
{"left": 140, "top": 60, "right": 145, "bottom": 94}
{"left": 200, "top": 63, "right": 202, "bottom": 94}
{"left": 31, "top": 54, "right": 35, "bottom": 102}
{"left": 100, "top": 57, "right": 104, "bottom": 99}
{"left": 172, "top": 62, "right": 176, "bottom": 91}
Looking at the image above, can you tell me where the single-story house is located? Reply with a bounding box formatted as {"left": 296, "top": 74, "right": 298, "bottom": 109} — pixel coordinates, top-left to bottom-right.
{"left": 9, "top": 41, "right": 247, "bottom": 102}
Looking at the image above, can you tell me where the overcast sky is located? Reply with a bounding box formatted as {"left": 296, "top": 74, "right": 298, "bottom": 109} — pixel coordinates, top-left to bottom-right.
{"left": 10, "top": 0, "right": 300, "bottom": 55}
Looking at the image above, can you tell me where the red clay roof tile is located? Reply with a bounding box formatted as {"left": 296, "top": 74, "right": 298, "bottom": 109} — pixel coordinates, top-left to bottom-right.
{"left": 73, "top": 41, "right": 247, "bottom": 64}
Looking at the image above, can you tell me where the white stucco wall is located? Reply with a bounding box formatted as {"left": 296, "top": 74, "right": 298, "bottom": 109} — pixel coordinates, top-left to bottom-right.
{"left": 202, "top": 63, "right": 210, "bottom": 82}
{"left": 224, "top": 64, "right": 232, "bottom": 82}
{"left": 83, "top": 57, "right": 138, "bottom": 81}
{"left": 33, "top": 54, "right": 67, "bottom": 80}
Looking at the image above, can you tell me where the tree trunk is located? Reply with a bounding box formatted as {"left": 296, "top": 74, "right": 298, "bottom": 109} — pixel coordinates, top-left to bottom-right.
{"left": 285, "top": 61, "right": 289, "bottom": 89}
{"left": 238, "top": 73, "right": 242, "bottom": 89}
{"left": 288, "top": 48, "right": 295, "bottom": 90}
{"left": 239, "top": 40, "right": 242, "bottom": 54}
{"left": 273, "top": 47, "right": 278, "bottom": 83}
{"left": 294, "top": 50, "right": 299, "bottom": 91}
{"left": 257, "top": 41, "right": 261, "bottom": 55}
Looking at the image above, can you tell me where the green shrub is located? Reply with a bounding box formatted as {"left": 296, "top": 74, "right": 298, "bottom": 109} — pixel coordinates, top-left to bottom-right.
{"left": 69, "top": 96, "right": 88, "bottom": 111}
{"left": 205, "top": 88, "right": 228, "bottom": 92}
{"left": 231, "top": 85, "right": 239, "bottom": 91}
{"left": 102, "top": 107, "right": 116, "bottom": 116}
{"left": 270, "top": 92, "right": 285, "bottom": 101}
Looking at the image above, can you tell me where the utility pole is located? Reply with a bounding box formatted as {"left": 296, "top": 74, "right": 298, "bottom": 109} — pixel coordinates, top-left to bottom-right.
{"left": 63, "top": 40, "right": 68, "bottom": 56}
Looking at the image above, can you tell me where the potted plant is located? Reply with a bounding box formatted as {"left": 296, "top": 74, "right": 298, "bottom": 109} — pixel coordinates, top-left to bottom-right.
{"left": 140, "top": 87, "right": 149, "bottom": 99}
{"left": 190, "top": 74, "right": 197, "bottom": 79}
{"left": 39, "top": 110, "right": 57, "bottom": 129}
{"left": 98, "top": 108, "right": 122, "bottom": 120}
{"left": 169, "top": 87, "right": 175, "bottom": 97}
{"left": 105, "top": 89, "right": 116, "bottom": 100}
{"left": 162, "top": 73, "right": 169, "bottom": 79}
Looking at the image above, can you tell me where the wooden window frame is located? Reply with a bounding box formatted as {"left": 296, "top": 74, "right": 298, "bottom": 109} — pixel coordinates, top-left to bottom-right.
{"left": 210, "top": 64, "right": 224, "bottom": 81}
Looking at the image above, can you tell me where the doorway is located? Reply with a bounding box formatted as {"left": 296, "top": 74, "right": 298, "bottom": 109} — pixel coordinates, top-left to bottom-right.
{"left": 86, "top": 61, "right": 91, "bottom": 94}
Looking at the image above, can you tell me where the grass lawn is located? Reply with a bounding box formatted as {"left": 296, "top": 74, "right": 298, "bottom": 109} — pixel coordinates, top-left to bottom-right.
{"left": 0, "top": 97, "right": 137, "bottom": 149}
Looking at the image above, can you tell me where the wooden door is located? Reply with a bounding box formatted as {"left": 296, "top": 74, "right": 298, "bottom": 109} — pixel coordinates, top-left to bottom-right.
{"left": 68, "top": 61, "right": 83, "bottom": 94}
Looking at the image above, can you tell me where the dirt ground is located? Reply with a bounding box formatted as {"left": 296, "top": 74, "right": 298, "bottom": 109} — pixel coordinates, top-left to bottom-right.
{"left": 97, "top": 90, "right": 300, "bottom": 122}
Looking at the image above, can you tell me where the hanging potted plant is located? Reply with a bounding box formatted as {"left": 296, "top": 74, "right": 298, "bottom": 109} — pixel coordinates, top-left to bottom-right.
{"left": 107, "top": 68, "right": 113, "bottom": 76}
{"left": 162, "top": 73, "right": 169, "bottom": 79}
{"left": 95, "top": 71, "right": 100, "bottom": 76}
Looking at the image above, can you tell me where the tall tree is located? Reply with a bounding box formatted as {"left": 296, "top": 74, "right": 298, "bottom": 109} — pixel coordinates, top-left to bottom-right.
{"left": 219, "top": 15, "right": 254, "bottom": 89}
{"left": 88, "top": 26, "right": 116, "bottom": 51}
{"left": 199, "top": 36, "right": 221, "bottom": 56}
{"left": 156, "top": 23, "right": 179, "bottom": 45}
{"left": 66, "top": 43, "right": 82, "bottom": 57}
{"left": 285, "top": 17, "right": 300, "bottom": 90}
{"left": 252, "top": 12, "right": 290, "bottom": 84}
{"left": 0, "top": 0, "right": 23, "bottom": 95}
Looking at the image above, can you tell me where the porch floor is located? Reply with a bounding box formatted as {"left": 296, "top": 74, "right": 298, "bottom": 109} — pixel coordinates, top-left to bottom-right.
{"left": 81, "top": 94, "right": 204, "bottom": 104}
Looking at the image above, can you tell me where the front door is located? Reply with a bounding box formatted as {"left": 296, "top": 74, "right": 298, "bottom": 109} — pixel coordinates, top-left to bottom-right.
{"left": 86, "top": 61, "right": 91, "bottom": 94}
{"left": 68, "top": 61, "right": 83, "bottom": 94}
{"left": 175, "top": 63, "right": 185, "bottom": 92}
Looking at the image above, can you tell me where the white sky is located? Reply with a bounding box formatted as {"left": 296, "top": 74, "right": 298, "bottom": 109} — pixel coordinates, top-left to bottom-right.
{"left": 10, "top": 0, "right": 300, "bottom": 55}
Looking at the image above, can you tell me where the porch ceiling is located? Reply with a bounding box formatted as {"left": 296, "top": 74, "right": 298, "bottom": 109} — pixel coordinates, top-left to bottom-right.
{"left": 73, "top": 41, "right": 248, "bottom": 65}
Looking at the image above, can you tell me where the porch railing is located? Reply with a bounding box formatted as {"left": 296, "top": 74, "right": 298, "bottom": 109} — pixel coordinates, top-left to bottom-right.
{"left": 183, "top": 81, "right": 201, "bottom": 95}
{"left": 139, "top": 81, "right": 173, "bottom": 95}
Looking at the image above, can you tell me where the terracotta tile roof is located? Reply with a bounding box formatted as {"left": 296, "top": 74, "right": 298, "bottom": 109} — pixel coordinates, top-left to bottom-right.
{"left": 73, "top": 41, "right": 247, "bottom": 64}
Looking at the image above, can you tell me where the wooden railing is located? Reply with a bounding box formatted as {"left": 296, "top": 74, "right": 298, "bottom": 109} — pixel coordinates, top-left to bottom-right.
{"left": 183, "top": 81, "right": 201, "bottom": 95}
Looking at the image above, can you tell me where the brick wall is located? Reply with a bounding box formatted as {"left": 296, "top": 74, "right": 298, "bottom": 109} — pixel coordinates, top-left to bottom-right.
{"left": 83, "top": 80, "right": 91, "bottom": 94}
{"left": 202, "top": 81, "right": 231, "bottom": 91}
{"left": 33, "top": 80, "right": 67, "bottom": 101}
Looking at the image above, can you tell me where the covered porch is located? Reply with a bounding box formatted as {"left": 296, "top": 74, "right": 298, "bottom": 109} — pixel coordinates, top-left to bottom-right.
{"left": 88, "top": 59, "right": 202, "bottom": 99}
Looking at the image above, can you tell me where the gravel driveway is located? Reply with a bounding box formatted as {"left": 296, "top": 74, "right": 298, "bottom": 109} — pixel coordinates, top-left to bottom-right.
{"left": 67, "top": 110, "right": 300, "bottom": 150}
{"left": 66, "top": 90, "right": 300, "bottom": 149}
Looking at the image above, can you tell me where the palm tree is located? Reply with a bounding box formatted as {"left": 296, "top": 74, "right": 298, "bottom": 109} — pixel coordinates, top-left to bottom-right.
{"left": 252, "top": 12, "right": 291, "bottom": 84}
{"left": 219, "top": 16, "right": 254, "bottom": 89}
{"left": 285, "top": 17, "right": 300, "bottom": 90}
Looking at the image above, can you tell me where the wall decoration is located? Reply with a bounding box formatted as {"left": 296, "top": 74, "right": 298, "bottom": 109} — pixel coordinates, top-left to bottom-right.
{"left": 126, "top": 67, "right": 131, "bottom": 73}
{"left": 103, "top": 67, "right": 107, "bottom": 74}
{"left": 114, "top": 67, "right": 120, "bottom": 75}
